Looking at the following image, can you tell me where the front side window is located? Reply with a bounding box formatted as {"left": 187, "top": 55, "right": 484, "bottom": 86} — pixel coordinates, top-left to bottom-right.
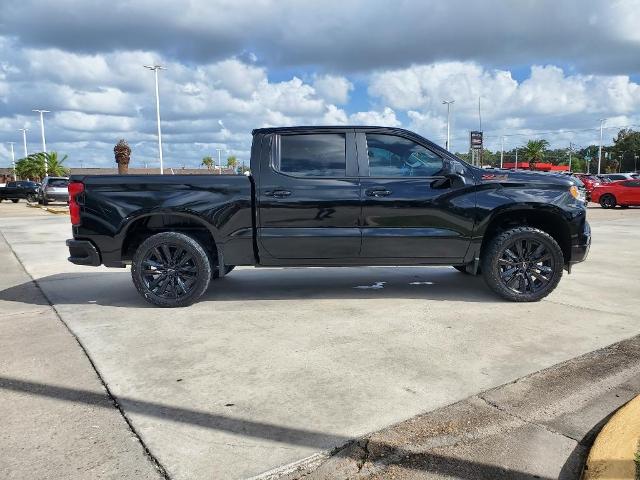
{"left": 278, "top": 134, "right": 346, "bottom": 177}
{"left": 366, "top": 134, "right": 444, "bottom": 177}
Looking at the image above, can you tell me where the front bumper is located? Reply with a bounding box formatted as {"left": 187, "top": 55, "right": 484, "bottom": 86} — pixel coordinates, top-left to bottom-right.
{"left": 66, "top": 239, "right": 101, "bottom": 266}
{"left": 569, "top": 220, "right": 591, "bottom": 266}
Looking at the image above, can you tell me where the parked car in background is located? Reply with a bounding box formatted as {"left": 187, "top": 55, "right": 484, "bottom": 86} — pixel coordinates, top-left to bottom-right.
{"left": 38, "top": 177, "right": 69, "bottom": 205}
{"left": 591, "top": 179, "right": 640, "bottom": 208}
{"left": 573, "top": 174, "right": 601, "bottom": 201}
{"left": 598, "top": 173, "right": 639, "bottom": 182}
{"left": 0, "top": 180, "right": 39, "bottom": 203}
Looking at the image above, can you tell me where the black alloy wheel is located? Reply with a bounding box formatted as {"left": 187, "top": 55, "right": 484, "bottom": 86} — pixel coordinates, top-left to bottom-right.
{"left": 27, "top": 193, "right": 37, "bottom": 203}
{"left": 482, "top": 227, "right": 563, "bottom": 302}
{"left": 131, "top": 232, "right": 211, "bottom": 307}
{"left": 497, "top": 238, "right": 554, "bottom": 295}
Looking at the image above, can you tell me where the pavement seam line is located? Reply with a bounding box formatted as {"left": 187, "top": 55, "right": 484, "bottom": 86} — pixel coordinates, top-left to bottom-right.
{"left": 477, "top": 393, "right": 580, "bottom": 443}
{"left": 0, "top": 229, "right": 171, "bottom": 480}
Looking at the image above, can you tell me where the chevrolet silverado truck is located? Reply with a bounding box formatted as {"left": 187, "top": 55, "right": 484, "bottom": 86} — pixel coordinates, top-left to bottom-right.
{"left": 66, "top": 126, "right": 590, "bottom": 307}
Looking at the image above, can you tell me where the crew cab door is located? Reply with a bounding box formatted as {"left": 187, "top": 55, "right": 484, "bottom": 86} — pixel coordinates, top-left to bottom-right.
{"left": 257, "top": 130, "right": 361, "bottom": 260}
{"left": 357, "top": 131, "right": 475, "bottom": 260}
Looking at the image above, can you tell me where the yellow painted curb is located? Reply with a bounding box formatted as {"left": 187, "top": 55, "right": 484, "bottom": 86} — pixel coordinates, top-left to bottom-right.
{"left": 584, "top": 394, "right": 640, "bottom": 480}
{"left": 44, "top": 207, "right": 69, "bottom": 215}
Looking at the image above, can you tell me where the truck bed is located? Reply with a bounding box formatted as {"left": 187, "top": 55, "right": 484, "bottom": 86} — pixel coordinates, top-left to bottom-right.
{"left": 70, "top": 174, "right": 254, "bottom": 267}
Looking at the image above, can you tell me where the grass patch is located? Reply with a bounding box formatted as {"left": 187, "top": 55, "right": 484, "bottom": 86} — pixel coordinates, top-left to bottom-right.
{"left": 635, "top": 440, "right": 640, "bottom": 480}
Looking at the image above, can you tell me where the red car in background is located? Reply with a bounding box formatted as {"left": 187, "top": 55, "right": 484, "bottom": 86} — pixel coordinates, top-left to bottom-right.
{"left": 591, "top": 179, "right": 640, "bottom": 208}
{"left": 573, "top": 174, "right": 601, "bottom": 200}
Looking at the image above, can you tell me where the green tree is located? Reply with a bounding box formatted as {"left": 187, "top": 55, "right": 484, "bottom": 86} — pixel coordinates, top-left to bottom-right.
{"left": 201, "top": 156, "right": 214, "bottom": 170}
{"left": 521, "top": 139, "right": 549, "bottom": 170}
{"left": 15, "top": 152, "right": 68, "bottom": 180}
{"left": 226, "top": 155, "right": 238, "bottom": 169}
{"left": 611, "top": 129, "right": 640, "bottom": 172}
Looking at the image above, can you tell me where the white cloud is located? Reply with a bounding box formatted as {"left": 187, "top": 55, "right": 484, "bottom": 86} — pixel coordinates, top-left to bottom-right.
{"left": 349, "top": 107, "right": 401, "bottom": 127}
{"left": 312, "top": 75, "right": 353, "bottom": 104}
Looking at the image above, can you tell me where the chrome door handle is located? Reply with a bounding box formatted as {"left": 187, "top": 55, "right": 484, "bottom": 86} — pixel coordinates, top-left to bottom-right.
{"left": 264, "top": 190, "right": 291, "bottom": 198}
{"left": 366, "top": 188, "right": 392, "bottom": 197}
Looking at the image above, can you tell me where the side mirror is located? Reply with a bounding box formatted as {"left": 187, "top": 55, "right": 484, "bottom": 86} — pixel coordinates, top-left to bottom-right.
{"left": 444, "top": 160, "right": 467, "bottom": 185}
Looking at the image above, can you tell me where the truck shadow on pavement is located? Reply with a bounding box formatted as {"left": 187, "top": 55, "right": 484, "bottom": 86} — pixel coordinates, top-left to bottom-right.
{"left": 0, "top": 374, "right": 590, "bottom": 480}
{"left": 0, "top": 267, "right": 500, "bottom": 308}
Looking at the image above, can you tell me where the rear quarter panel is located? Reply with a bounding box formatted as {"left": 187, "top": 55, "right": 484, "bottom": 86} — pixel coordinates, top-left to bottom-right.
{"left": 71, "top": 175, "right": 253, "bottom": 266}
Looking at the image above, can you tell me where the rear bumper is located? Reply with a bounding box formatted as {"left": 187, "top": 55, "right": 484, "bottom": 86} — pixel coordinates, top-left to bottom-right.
{"left": 569, "top": 220, "right": 591, "bottom": 265}
{"left": 66, "top": 239, "right": 101, "bottom": 266}
{"left": 43, "top": 192, "right": 69, "bottom": 202}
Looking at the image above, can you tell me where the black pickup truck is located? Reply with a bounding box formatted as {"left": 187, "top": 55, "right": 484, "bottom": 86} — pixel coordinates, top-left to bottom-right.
{"left": 66, "top": 126, "right": 590, "bottom": 307}
{"left": 0, "top": 180, "right": 39, "bottom": 203}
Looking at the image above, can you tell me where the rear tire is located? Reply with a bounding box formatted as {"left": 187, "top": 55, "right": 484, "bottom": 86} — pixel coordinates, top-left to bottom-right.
{"left": 27, "top": 194, "right": 37, "bottom": 203}
{"left": 42, "top": 197, "right": 49, "bottom": 205}
{"left": 481, "top": 227, "right": 563, "bottom": 302}
{"left": 599, "top": 194, "right": 616, "bottom": 209}
{"left": 11, "top": 199, "right": 19, "bottom": 203}
{"left": 131, "top": 232, "right": 211, "bottom": 308}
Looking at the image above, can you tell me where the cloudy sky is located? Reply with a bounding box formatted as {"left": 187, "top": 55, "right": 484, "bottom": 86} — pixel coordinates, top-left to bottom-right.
{"left": 1, "top": 0, "right": 639, "bottom": 168}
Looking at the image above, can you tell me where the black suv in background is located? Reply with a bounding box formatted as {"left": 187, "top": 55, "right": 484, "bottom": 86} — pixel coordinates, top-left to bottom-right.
{"left": 0, "top": 180, "right": 39, "bottom": 203}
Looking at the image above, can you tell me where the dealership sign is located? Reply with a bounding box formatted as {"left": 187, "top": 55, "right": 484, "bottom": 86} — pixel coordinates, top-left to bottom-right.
{"left": 470, "top": 131, "right": 483, "bottom": 150}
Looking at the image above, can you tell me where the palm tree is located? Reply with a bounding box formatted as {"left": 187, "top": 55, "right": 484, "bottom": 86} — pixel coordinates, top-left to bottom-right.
{"left": 201, "top": 156, "right": 214, "bottom": 170}
{"left": 42, "top": 152, "right": 69, "bottom": 177}
{"left": 521, "top": 140, "right": 549, "bottom": 171}
{"left": 114, "top": 140, "right": 131, "bottom": 175}
{"left": 15, "top": 152, "right": 68, "bottom": 180}
{"left": 226, "top": 155, "right": 238, "bottom": 170}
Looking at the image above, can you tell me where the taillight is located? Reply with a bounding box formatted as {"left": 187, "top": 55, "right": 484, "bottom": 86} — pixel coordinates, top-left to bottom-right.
{"left": 68, "top": 181, "right": 84, "bottom": 226}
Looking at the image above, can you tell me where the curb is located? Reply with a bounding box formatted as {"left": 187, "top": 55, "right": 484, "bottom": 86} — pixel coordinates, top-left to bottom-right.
{"left": 24, "top": 202, "right": 69, "bottom": 215}
{"left": 584, "top": 395, "right": 640, "bottom": 480}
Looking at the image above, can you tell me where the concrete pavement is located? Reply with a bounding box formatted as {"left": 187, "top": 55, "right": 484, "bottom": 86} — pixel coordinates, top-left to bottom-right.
{"left": 1, "top": 202, "right": 639, "bottom": 479}
{"left": 0, "top": 208, "right": 163, "bottom": 479}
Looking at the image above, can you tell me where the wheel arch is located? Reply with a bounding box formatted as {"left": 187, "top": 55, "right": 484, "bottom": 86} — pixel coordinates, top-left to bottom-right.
{"left": 120, "top": 212, "right": 222, "bottom": 267}
{"left": 479, "top": 206, "right": 572, "bottom": 264}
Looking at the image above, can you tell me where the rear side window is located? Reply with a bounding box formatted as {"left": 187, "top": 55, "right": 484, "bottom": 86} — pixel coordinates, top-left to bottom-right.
{"left": 623, "top": 180, "right": 640, "bottom": 187}
{"left": 48, "top": 179, "right": 69, "bottom": 188}
{"left": 7, "top": 182, "right": 16, "bottom": 187}
{"left": 366, "top": 134, "right": 444, "bottom": 177}
{"left": 278, "top": 134, "right": 346, "bottom": 177}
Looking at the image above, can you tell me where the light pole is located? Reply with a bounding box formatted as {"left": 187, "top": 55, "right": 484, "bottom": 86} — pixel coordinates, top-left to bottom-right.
{"left": 598, "top": 118, "right": 605, "bottom": 175}
{"left": 144, "top": 64, "right": 166, "bottom": 175}
{"left": 216, "top": 148, "right": 225, "bottom": 172}
{"left": 32, "top": 109, "right": 50, "bottom": 176}
{"left": 8, "top": 142, "right": 16, "bottom": 180}
{"left": 442, "top": 100, "right": 454, "bottom": 151}
{"left": 514, "top": 147, "right": 518, "bottom": 171}
{"left": 568, "top": 142, "right": 573, "bottom": 172}
{"left": 500, "top": 136, "right": 504, "bottom": 168}
{"left": 19, "top": 128, "right": 28, "bottom": 159}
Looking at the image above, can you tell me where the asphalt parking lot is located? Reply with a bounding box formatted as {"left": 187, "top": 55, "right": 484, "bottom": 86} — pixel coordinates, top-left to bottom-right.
{"left": 1, "top": 202, "right": 639, "bottom": 479}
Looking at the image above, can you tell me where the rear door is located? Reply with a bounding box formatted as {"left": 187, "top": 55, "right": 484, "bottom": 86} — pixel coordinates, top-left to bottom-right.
{"left": 357, "top": 131, "right": 474, "bottom": 261}
{"left": 257, "top": 130, "right": 362, "bottom": 260}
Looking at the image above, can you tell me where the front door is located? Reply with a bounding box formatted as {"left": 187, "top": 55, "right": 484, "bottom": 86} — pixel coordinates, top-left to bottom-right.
{"left": 357, "top": 131, "right": 474, "bottom": 261}
{"left": 257, "top": 130, "right": 362, "bottom": 261}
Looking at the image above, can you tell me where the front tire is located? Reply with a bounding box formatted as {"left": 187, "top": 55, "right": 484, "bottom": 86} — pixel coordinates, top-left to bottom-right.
{"left": 27, "top": 194, "right": 37, "bottom": 203}
{"left": 481, "top": 227, "right": 563, "bottom": 302}
{"left": 600, "top": 194, "right": 616, "bottom": 209}
{"left": 131, "top": 232, "right": 211, "bottom": 307}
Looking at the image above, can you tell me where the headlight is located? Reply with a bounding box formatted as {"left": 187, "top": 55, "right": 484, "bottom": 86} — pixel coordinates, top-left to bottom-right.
{"left": 569, "top": 185, "right": 586, "bottom": 202}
